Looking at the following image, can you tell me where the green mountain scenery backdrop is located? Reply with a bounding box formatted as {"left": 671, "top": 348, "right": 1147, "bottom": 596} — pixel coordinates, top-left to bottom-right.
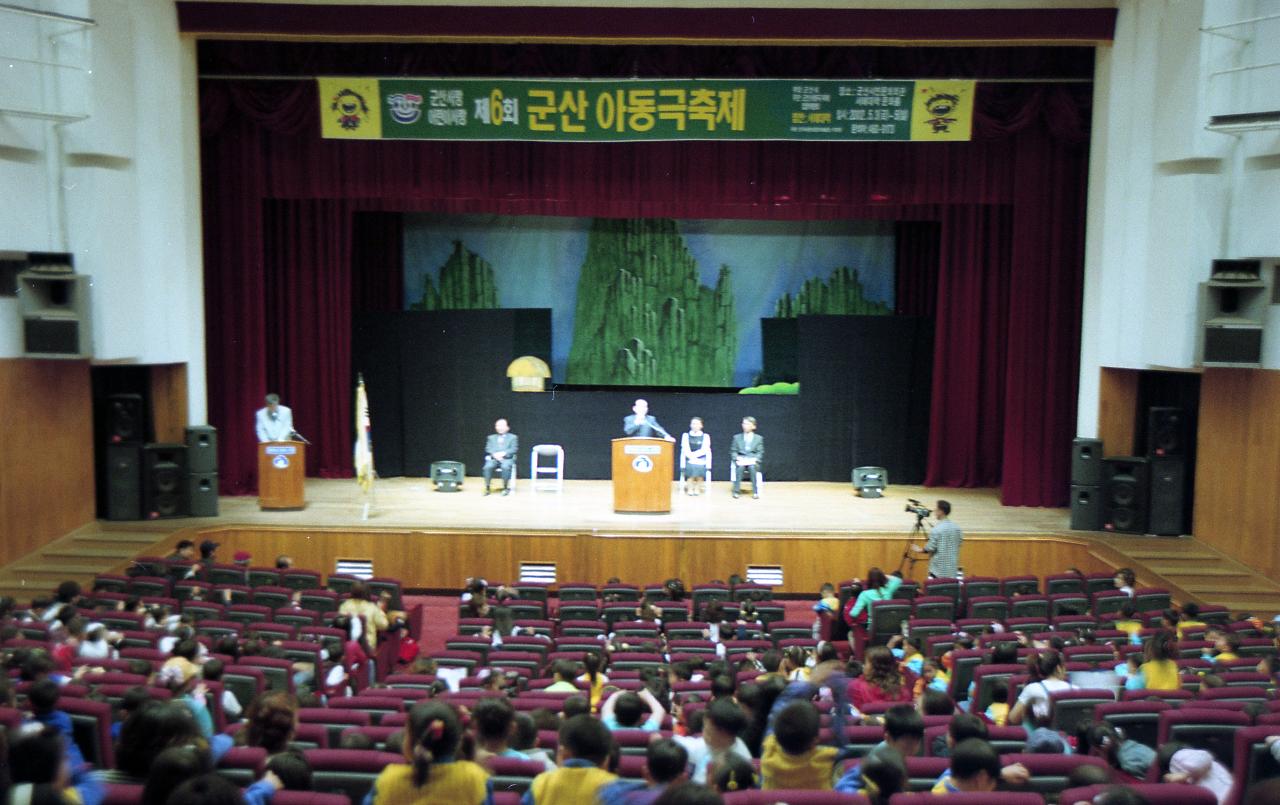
{"left": 402, "top": 215, "right": 895, "bottom": 387}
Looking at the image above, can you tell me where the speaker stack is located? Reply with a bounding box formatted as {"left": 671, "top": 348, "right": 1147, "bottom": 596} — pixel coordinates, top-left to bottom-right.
{"left": 142, "top": 444, "right": 188, "bottom": 519}
{"left": 104, "top": 394, "right": 144, "bottom": 521}
{"left": 1069, "top": 438, "right": 1104, "bottom": 531}
{"left": 186, "top": 426, "right": 219, "bottom": 517}
{"left": 1101, "top": 407, "right": 1188, "bottom": 536}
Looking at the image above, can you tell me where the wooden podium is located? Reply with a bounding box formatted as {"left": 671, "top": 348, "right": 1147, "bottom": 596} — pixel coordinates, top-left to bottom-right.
{"left": 612, "top": 438, "right": 674, "bottom": 513}
{"left": 258, "top": 441, "right": 306, "bottom": 510}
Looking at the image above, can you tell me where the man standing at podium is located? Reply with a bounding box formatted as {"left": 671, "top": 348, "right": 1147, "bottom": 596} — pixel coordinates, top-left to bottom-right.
{"left": 255, "top": 393, "right": 294, "bottom": 442}
{"left": 624, "top": 398, "right": 674, "bottom": 441}
{"left": 482, "top": 417, "right": 518, "bottom": 497}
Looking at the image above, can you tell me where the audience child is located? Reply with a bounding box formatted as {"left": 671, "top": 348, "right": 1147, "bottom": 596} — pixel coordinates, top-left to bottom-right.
{"left": 1008, "top": 650, "right": 1072, "bottom": 728}
{"left": 710, "top": 753, "right": 757, "bottom": 794}
{"left": 672, "top": 697, "right": 752, "bottom": 784}
{"left": 834, "top": 704, "right": 922, "bottom": 792}
{"left": 578, "top": 651, "right": 609, "bottom": 712}
{"left": 855, "top": 748, "right": 907, "bottom": 805}
{"left": 984, "top": 679, "right": 1010, "bottom": 726}
{"left": 561, "top": 695, "right": 591, "bottom": 720}
{"left": 9, "top": 726, "right": 104, "bottom": 805}
{"left": 761, "top": 700, "right": 835, "bottom": 790}
{"left": 918, "top": 688, "right": 954, "bottom": 717}
{"left": 934, "top": 738, "right": 1001, "bottom": 793}
{"left": 1078, "top": 721, "right": 1153, "bottom": 783}
{"left": 338, "top": 582, "right": 389, "bottom": 653}
{"left": 27, "top": 679, "right": 86, "bottom": 771}
{"left": 522, "top": 715, "right": 617, "bottom": 805}
{"left": 265, "top": 749, "right": 313, "bottom": 791}
{"left": 471, "top": 697, "right": 533, "bottom": 766}
{"left": 199, "top": 658, "right": 242, "bottom": 720}
{"left": 598, "top": 738, "right": 689, "bottom": 805}
{"left": 1113, "top": 602, "right": 1144, "bottom": 643}
{"left": 242, "top": 691, "right": 298, "bottom": 754}
{"left": 366, "top": 701, "right": 490, "bottom": 805}
{"left": 651, "top": 782, "right": 725, "bottom": 805}
{"left": 736, "top": 676, "right": 787, "bottom": 758}
{"left": 511, "top": 712, "right": 556, "bottom": 771}
{"left": 1137, "top": 630, "right": 1181, "bottom": 691}
{"left": 1204, "top": 631, "right": 1241, "bottom": 663}
{"left": 1164, "top": 747, "right": 1233, "bottom": 804}
{"left": 735, "top": 601, "right": 762, "bottom": 639}
{"left": 544, "top": 660, "right": 580, "bottom": 693}
{"left": 1114, "top": 568, "right": 1136, "bottom": 597}
{"left": 887, "top": 634, "right": 925, "bottom": 677}
{"left": 914, "top": 659, "right": 949, "bottom": 698}
{"left": 601, "top": 688, "right": 665, "bottom": 732}
{"left": 1175, "top": 604, "right": 1207, "bottom": 640}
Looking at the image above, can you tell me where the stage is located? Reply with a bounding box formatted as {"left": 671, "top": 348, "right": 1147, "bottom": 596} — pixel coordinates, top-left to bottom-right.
{"left": 213, "top": 478, "right": 1070, "bottom": 536}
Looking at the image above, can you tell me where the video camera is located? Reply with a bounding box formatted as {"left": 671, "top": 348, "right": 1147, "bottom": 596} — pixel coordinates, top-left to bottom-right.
{"left": 905, "top": 498, "right": 932, "bottom": 518}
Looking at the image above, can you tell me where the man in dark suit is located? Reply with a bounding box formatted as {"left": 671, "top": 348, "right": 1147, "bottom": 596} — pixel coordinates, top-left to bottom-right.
{"left": 482, "top": 417, "right": 519, "bottom": 496}
{"left": 623, "top": 398, "right": 674, "bottom": 441}
{"left": 730, "top": 416, "right": 764, "bottom": 499}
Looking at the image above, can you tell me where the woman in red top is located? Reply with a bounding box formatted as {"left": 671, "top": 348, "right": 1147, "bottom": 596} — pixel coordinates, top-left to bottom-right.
{"left": 849, "top": 646, "right": 914, "bottom": 711}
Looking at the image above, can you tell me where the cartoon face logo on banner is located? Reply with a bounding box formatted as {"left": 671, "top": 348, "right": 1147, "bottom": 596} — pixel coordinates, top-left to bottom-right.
{"left": 387, "top": 93, "right": 424, "bottom": 125}
{"left": 330, "top": 88, "right": 370, "bottom": 130}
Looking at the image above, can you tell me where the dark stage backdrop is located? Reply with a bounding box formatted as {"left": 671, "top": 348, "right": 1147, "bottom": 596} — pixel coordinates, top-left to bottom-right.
{"left": 199, "top": 41, "right": 1090, "bottom": 506}
{"left": 354, "top": 310, "right": 931, "bottom": 483}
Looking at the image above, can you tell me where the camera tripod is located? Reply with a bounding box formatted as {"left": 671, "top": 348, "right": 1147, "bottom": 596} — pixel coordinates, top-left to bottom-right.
{"left": 895, "top": 512, "right": 931, "bottom": 577}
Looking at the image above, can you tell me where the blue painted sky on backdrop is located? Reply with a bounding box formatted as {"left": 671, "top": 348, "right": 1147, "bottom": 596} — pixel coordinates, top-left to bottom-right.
{"left": 403, "top": 214, "right": 894, "bottom": 387}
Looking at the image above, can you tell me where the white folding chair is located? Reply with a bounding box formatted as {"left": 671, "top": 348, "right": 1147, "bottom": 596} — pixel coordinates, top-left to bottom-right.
{"left": 679, "top": 453, "right": 712, "bottom": 494}
{"left": 530, "top": 444, "right": 564, "bottom": 491}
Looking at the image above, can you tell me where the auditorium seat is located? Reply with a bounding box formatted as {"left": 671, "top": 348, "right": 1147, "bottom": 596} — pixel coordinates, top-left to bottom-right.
{"left": 961, "top": 576, "right": 1000, "bottom": 608}
{"left": 912, "top": 596, "right": 955, "bottom": 622}
{"left": 206, "top": 563, "right": 248, "bottom": 586}
{"left": 1043, "top": 573, "right": 1084, "bottom": 596}
{"left": 1122, "top": 687, "right": 1192, "bottom": 705}
{"left": 1008, "top": 595, "right": 1049, "bottom": 620}
{"left": 272, "top": 793, "right": 348, "bottom": 805}
{"left": 181, "top": 600, "right": 226, "bottom": 622}
{"left": 127, "top": 575, "right": 172, "bottom": 598}
{"left": 300, "top": 589, "right": 339, "bottom": 612}
{"left": 997, "top": 754, "right": 1108, "bottom": 799}
{"left": 922, "top": 578, "right": 961, "bottom": 614}
{"left": 602, "top": 582, "right": 641, "bottom": 602}
{"left": 238, "top": 656, "right": 295, "bottom": 693}
{"left": 59, "top": 697, "right": 114, "bottom": 769}
{"left": 102, "top": 784, "right": 144, "bottom": 805}
{"left": 890, "top": 795, "right": 1043, "bottom": 805}
{"left": 1132, "top": 587, "right": 1172, "bottom": 613}
{"left": 899, "top": 756, "right": 951, "bottom": 791}
{"left": 1000, "top": 576, "right": 1039, "bottom": 597}
{"left": 1158, "top": 708, "right": 1251, "bottom": 768}
{"left": 1059, "top": 785, "right": 1213, "bottom": 805}
{"left": 216, "top": 746, "right": 267, "bottom": 787}
{"left": 725, "top": 792, "right": 869, "bottom": 804}
{"left": 214, "top": 584, "right": 251, "bottom": 604}
{"left": 305, "top": 749, "right": 403, "bottom": 803}
{"left": 1090, "top": 589, "right": 1128, "bottom": 617}
{"left": 281, "top": 569, "right": 323, "bottom": 590}
{"left": 1095, "top": 700, "right": 1171, "bottom": 749}
{"left": 1196, "top": 685, "right": 1270, "bottom": 705}
{"left": 195, "top": 620, "right": 243, "bottom": 640}
{"left": 1048, "top": 688, "right": 1115, "bottom": 735}
{"left": 965, "top": 596, "right": 1009, "bottom": 622}
{"left": 867, "top": 599, "right": 911, "bottom": 647}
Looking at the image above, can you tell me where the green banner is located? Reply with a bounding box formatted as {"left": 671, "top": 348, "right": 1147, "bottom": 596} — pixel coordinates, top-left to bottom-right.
{"left": 318, "top": 77, "right": 975, "bottom": 142}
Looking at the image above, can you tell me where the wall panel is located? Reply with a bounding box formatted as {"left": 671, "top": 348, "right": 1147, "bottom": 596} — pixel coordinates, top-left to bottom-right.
{"left": 0, "top": 359, "right": 96, "bottom": 566}
{"left": 1098, "top": 366, "right": 1138, "bottom": 457}
{"left": 150, "top": 363, "right": 189, "bottom": 444}
{"left": 182, "top": 527, "right": 1117, "bottom": 594}
{"left": 1194, "top": 368, "right": 1280, "bottom": 579}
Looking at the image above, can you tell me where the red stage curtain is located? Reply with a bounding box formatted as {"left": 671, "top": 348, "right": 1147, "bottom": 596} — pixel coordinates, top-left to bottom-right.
{"left": 198, "top": 51, "right": 1090, "bottom": 506}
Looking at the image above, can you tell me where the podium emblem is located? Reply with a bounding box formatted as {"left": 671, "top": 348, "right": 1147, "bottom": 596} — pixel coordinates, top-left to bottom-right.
{"left": 272, "top": 455, "right": 291, "bottom": 469}
{"left": 631, "top": 456, "right": 653, "bottom": 473}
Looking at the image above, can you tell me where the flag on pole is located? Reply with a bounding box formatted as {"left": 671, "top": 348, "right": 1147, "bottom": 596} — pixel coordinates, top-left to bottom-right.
{"left": 354, "top": 374, "right": 375, "bottom": 493}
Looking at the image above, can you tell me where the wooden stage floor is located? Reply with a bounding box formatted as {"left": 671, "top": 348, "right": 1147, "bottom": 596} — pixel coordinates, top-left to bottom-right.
{"left": 217, "top": 478, "right": 1069, "bottom": 536}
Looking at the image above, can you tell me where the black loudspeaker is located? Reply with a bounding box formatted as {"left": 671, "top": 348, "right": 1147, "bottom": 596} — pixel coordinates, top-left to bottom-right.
{"left": 185, "top": 426, "right": 218, "bottom": 474}
{"left": 187, "top": 472, "right": 219, "bottom": 517}
{"left": 1146, "top": 407, "right": 1185, "bottom": 458}
{"left": 105, "top": 445, "right": 141, "bottom": 521}
{"left": 1103, "top": 457, "right": 1149, "bottom": 534}
{"left": 1147, "top": 457, "right": 1186, "bottom": 536}
{"left": 107, "top": 393, "right": 145, "bottom": 444}
{"left": 1070, "top": 484, "right": 1103, "bottom": 531}
{"left": 143, "top": 443, "right": 188, "bottom": 519}
{"left": 1071, "top": 438, "right": 1104, "bottom": 485}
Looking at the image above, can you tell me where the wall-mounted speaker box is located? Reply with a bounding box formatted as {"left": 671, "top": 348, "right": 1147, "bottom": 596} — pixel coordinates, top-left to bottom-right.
{"left": 17, "top": 272, "right": 92, "bottom": 358}
{"left": 1071, "top": 438, "right": 1104, "bottom": 485}
{"left": 105, "top": 444, "right": 141, "bottom": 521}
{"left": 188, "top": 471, "right": 219, "bottom": 517}
{"left": 185, "top": 426, "right": 218, "bottom": 474}
{"left": 107, "top": 393, "right": 145, "bottom": 444}
{"left": 1069, "top": 484, "right": 1103, "bottom": 531}
{"left": 1146, "top": 407, "right": 1185, "bottom": 458}
{"left": 143, "top": 443, "right": 188, "bottom": 519}
{"left": 1147, "top": 456, "right": 1186, "bottom": 536}
{"left": 1103, "top": 456, "right": 1149, "bottom": 534}
{"left": 1197, "top": 257, "right": 1277, "bottom": 368}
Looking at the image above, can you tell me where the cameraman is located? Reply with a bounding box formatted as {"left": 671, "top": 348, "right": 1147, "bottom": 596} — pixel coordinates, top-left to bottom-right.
{"left": 911, "top": 500, "right": 963, "bottom": 578}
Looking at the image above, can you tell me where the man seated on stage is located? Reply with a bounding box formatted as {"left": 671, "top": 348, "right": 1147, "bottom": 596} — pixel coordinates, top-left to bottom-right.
{"left": 623, "top": 398, "right": 674, "bottom": 441}
{"left": 483, "top": 417, "right": 519, "bottom": 497}
{"left": 730, "top": 416, "right": 764, "bottom": 500}
{"left": 255, "top": 393, "right": 295, "bottom": 442}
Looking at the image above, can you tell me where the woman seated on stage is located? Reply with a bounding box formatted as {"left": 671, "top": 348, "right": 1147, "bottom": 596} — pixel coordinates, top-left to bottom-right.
{"left": 680, "top": 416, "right": 712, "bottom": 496}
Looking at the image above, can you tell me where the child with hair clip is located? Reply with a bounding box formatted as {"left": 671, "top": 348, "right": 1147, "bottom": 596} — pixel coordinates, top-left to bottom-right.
{"left": 710, "top": 752, "right": 758, "bottom": 794}
{"left": 365, "top": 701, "right": 491, "bottom": 804}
